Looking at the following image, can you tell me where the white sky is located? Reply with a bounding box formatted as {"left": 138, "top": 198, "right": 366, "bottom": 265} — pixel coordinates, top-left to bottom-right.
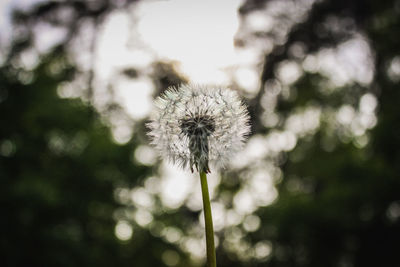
{"left": 94, "top": 0, "right": 262, "bottom": 122}
{"left": 135, "top": 0, "right": 245, "bottom": 84}
{"left": 0, "top": 0, "right": 12, "bottom": 51}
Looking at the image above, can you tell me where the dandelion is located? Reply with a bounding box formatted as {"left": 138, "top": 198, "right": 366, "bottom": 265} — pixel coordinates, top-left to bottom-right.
{"left": 147, "top": 84, "right": 250, "bottom": 173}
{"left": 147, "top": 84, "right": 250, "bottom": 267}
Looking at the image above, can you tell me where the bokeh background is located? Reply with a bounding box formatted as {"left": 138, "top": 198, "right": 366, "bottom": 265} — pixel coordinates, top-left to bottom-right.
{"left": 1, "top": 0, "right": 400, "bottom": 266}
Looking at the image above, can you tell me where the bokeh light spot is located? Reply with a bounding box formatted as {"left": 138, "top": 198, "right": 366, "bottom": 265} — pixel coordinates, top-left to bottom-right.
{"left": 162, "top": 250, "right": 180, "bottom": 266}
{"left": 115, "top": 220, "right": 133, "bottom": 241}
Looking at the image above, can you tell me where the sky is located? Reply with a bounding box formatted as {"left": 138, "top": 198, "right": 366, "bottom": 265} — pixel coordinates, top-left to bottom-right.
{"left": 94, "top": 0, "right": 262, "bottom": 124}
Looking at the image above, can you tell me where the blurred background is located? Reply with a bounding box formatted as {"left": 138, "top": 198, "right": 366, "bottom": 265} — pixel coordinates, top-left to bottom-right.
{"left": 1, "top": 0, "right": 400, "bottom": 266}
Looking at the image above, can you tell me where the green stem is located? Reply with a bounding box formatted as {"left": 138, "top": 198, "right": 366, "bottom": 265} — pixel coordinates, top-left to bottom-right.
{"left": 199, "top": 171, "right": 217, "bottom": 267}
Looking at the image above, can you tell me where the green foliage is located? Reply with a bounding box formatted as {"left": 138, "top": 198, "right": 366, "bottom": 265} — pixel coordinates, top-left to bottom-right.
{"left": 0, "top": 51, "right": 182, "bottom": 266}
{"left": 242, "top": 0, "right": 400, "bottom": 266}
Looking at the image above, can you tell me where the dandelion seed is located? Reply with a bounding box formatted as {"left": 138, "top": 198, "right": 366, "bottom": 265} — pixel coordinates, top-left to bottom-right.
{"left": 147, "top": 84, "right": 250, "bottom": 173}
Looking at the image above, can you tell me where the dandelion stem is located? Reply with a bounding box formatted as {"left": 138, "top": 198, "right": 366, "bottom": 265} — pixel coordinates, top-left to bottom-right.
{"left": 199, "top": 171, "right": 217, "bottom": 267}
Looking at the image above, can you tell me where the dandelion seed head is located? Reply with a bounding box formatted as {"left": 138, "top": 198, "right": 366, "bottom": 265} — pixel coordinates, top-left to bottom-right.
{"left": 147, "top": 84, "right": 251, "bottom": 173}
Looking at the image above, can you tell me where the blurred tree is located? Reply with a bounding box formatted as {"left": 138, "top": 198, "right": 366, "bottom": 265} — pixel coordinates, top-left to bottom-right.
{"left": 0, "top": 1, "right": 190, "bottom": 267}
{"left": 0, "top": 42, "right": 186, "bottom": 267}
{"left": 233, "top": 0, "right": 400, "bottom": 266}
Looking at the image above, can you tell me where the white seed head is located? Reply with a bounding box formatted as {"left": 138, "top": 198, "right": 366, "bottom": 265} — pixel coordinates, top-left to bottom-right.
{"left": 147, "top": 84, "right": 251, "bottom": 173}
